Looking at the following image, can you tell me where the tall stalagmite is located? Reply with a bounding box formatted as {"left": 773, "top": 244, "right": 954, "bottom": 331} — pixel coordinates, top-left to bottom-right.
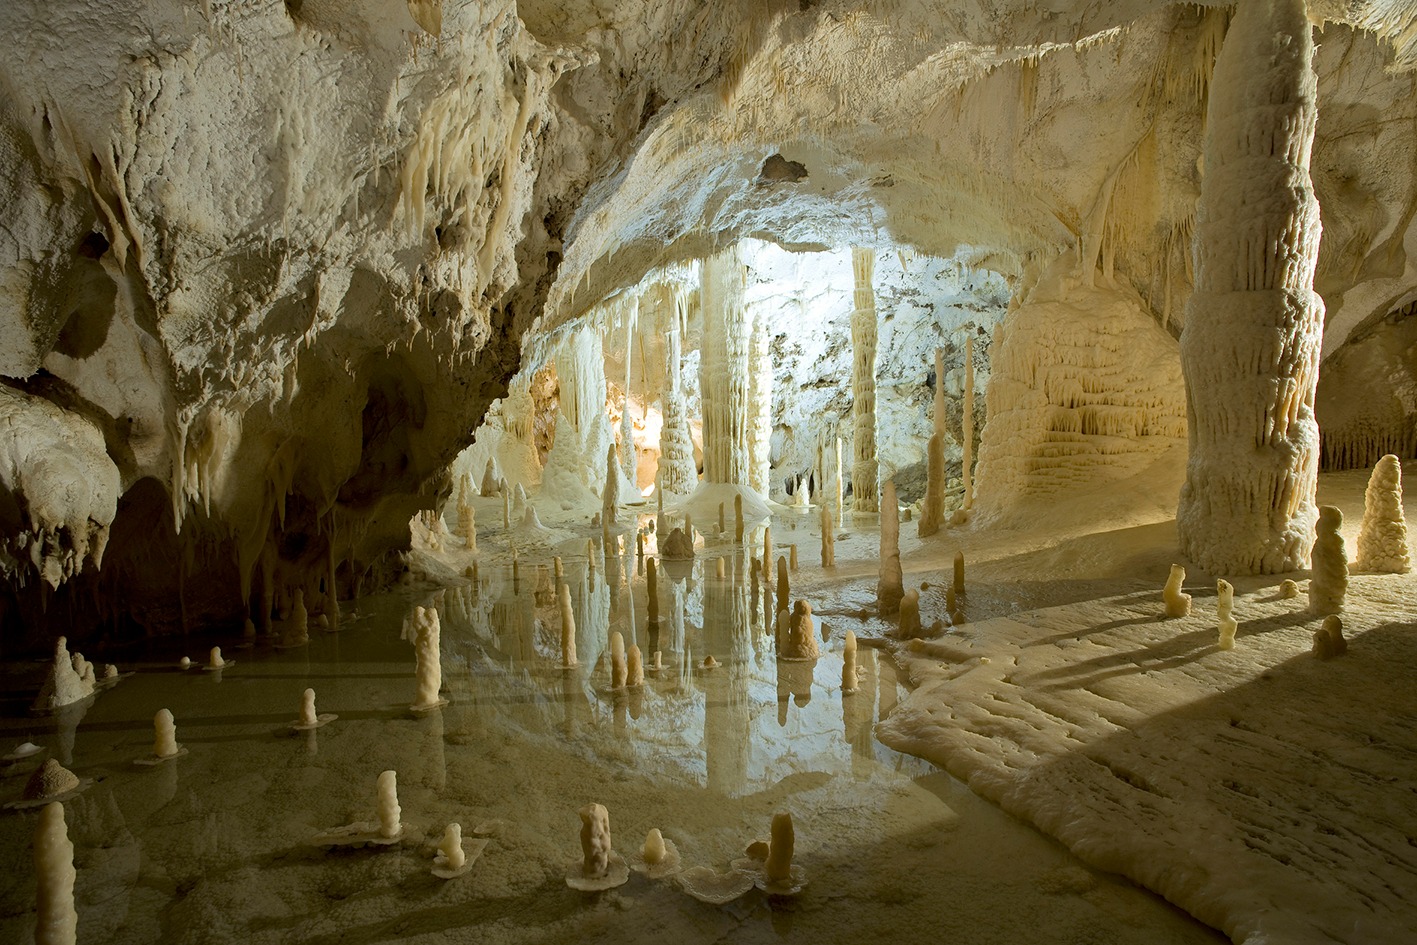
{"left": 850, "top": 248, "right": 879, "bottom": 513}
{"left": 961, "top": 335, "right": 976, "bottom": 513}
{"left": 877, "top": 480, "right": 903, "bottom": 615}
{"left": 1177, "top": 0, "right": 1325, "bottom": 574}
{"left": 619, "top": 295, "right": 639, "bottom": 489}
{"left": 658, "top": 282, "right": 699, "bottom": 496}
{"left": 700, "top": 246, "right": 752, "bottom": 487}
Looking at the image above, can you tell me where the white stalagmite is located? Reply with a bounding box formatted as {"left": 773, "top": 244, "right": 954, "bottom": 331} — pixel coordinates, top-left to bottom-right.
{"left": 377, "top": 770, "right": 401, "bottom": 839}
{"left": 32, "top": 637, "right": 95, "bottom": 711}
{"left": 458, "top": 490, "right": 477, "bottom": 552}
{"left": 764, "top": 812, "right": 795, "bottom": 884}
{"left": 299, "top": 688, "right": 319, "bottom": 727}
{"left": 626, "top": 645, "right": 644, "bottom": 687}
{"left": 1178, "top": 0, "right": 1325, "bottom": 574}
{"left": 1163, "top": 564, "right": 1192, "bottom": 618}
{"left": 877, "top": 480, "right": 903, "bottom": 615}
{"left": 153, "top": 709, "right": 180, "bottom": 758}
{"left": 480, "top": 458, "right": 499, "bottom": 497}
{"left": 1356, "top": 454, "right": 1410, "bottom": 573}
{"left": 602, "top": 442, "right": 619, "bottom": 527}
{"left": 700, "top": 246, "right": 752, "bottom": 487}
{"left": 579, "top": 803, "right": 612, "bottom": 877}
{"left": 962, "top": 334, "right": 975, "bottom": 512}
{"left": 820, "top": 505, "right": 835, "bottom": 567}
{"left": 850, "top": 248, "right": 879, "bottom": 513}
{"left": 438, "top": 823, "right": 466, "bottom": 871}
{"left": 409, "top": 606, "right": 444, "bottom": 709}
{"left": 610, "top": 631, "right": 627, "bottom": 688}
{"left": 657, "top": 282, "right": 698, "bottom": 496}
{"left": 919, "top": 347, "right": 946, "bottom": 537}
{"left": 1309, "top": 505, "right": 1348, "bottom": 615}
{"left": 835, "top": 436, "right": 844, "bottom": 519}
{"left": 33, "top": 801, "right": 77, "bottom": 945}
{"left": 1217, "top": 579, "right": 1237, "bottom": 650}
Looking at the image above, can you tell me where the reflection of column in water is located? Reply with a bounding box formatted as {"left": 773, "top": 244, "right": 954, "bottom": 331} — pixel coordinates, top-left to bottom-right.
{"left": 662, "top": 575, "right": 687, "bottom": 662}
{"left": 702, "top": 553, "right": 751, "bottom": 796}
{"left": 622, "top": 559, "right": 638, "bottom": 651}
{"left": 604, "top": 533, "right": 623, "bottom": 618}
{"left": 571, "top": 561, "right": 610, "bottom": 680}
{"left": 845, "top": 648, "right": 878, "bottom": 775}
{"left": 561, "top": 668, "right": 591, "bottom": 738}
{"left": 414, "top": 704, "right": 447, "bottom": 791}
{"left": 50, "top": 699, "right": 90, "bottom": 765}
{"left": 878, "top": 650, "right": 899, "bottom": 721}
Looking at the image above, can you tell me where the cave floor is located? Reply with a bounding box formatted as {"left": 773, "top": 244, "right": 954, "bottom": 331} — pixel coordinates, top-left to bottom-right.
{"left": 7, "top": 468, "right": 1406, "bottom": 945}
{"left": 0, "top": 499, "right": 1232, "bottom": 945}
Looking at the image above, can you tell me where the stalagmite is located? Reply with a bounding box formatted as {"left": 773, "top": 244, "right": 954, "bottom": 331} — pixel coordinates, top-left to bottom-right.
{"left": 647, "top": 557, "right": 659, "bottom": 628}
{"left": 1356, "top": 455, "right": 1410, "bottom": 573}
{"left": 293, "top": 688, "right": 335, "bottom": 730}
{"left": 152, "top": 709, "right": 181, "bottom": 759}
{"left": 835, "top": 436, "right": 844, "bottom": 519}
{"left": 762, "top": 527, "right": 772, "bottom": 582}
{"left": 32, "top": 637, "right": 95, "bottom": 711}
{"left": 620, "top": 296, "right": 638, "bottom": 489}
{"left": 658, "top": 283, "right": 698, "bottom": 496}
{"left": 437, "top": 823, "right": 466, "bottom": 872}
{"left": 781, "top": 601, "right": 819, "bottom": 659}
{"left": 764, "top": 812, "right": 795, "bottom": 884}
{"left": 480, "top": 458, "right": 498, "bottom": 497}
{"left": 377, "top": 770, "right": 401, "bottom": 839}
{"left": 718, "top": 502, "right": 726, "bottom": 535}
{"left": 734, "top": 494, "right": 744, "bottom": 542}
{"left": 1178, "top": 0, "right": 1325, "bottom": 574}
{"left": 776, "top": 556, "right": 790, "bottom": 611}
{"left": 1280, "top": 579, "right": 1300, "bottom": 599}
{"left": 1309, "top": 506, "right": 1348, "bottom": 615}
{"left": 610, "top": 631, "right": 627, "bottom": 688}
{"left": 502, "top": 491, "right": 510, "bottom": 528}
{"left": 409, "top": 606, "right": 446, "bottom": 710}
{"left": 33, "top": 802, "right": 77, "bottom": 945}
{"left": 700, "top": 246, "right": 752, "bottom": 488}
{"left": 920, "top": 348, "right": 946, "bottom": 537}
{"left": 962, "top": 334, "right": 975, "bottom": 513}
{"left": 898, "top": 589, "right": 923, "bottom": 638}
{"left": 842, "top": 630, "right": 859, "bottom": 693}
{"left": 580, "top": 803, "right": 612, "bottom": 876}
{"left": 877, "top": 480, "right": 903, "bottom": 615}
{"left": 626, "top": 645, "right": 644, "bottom": 687}
{"left": 821, "top": 506, "right": 835, "bottom": 567}
{"left": 789, "top": 544, "right": 798, "bottom": 571}
{"left": 1217, "top": 579, "right": 1237, "bottom": 650}
{"left": 1163, "top": 565, "right": 1192, "bottom": 618}
{"left": 458, "top": 493, "right": 477, "bottom": 552}
{"left": 953, "top": 551, "right": 965, "bottom": 598}
{"left": 559, "top": 583, "right": 577, "bottom": 667}
{"left": 1313, "top": 614, "right": 1347, "bottom": 659}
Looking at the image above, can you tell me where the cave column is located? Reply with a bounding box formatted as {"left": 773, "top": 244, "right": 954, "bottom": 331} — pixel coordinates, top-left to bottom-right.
{"left": 658, "top": 283, "right": 698, "bottom": 496}
{"left": 850, "top": 248, "right": 879, "bottom": 513}
{"left": 748, "top": 301, "right": 773, "bottom": 496}
{"left": 700, "top": 245, "right": 752, "bottom": 487}
{"left": 1178, "top": 0, "right": 1324, "bottom": 574}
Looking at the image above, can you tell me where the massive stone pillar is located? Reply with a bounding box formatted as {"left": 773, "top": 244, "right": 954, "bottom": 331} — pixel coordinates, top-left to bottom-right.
{"left": 1178, "top": 0, "right": 1324, "bottom": 574}
{"left": 700, "top": 246, "right": 752, "bottom": 487}
{"left": 850, "top": 248, "right": 879, "bottom": 512}
{"left": 748, "top": 302, "right": 773, "bottom": 496}
{"left": 657, "top": 283, "right": 699, "bottom": 497}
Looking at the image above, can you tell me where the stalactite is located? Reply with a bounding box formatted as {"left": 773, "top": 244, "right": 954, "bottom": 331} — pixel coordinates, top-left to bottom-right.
{"left": 1177, "top": 0, "right": 1324, "bottom": 575}
{"left": 700, "top": 246, "right": 751, "bottom": 487}
{"left": 850, "top": 247, "right": 879, "bottom": 513}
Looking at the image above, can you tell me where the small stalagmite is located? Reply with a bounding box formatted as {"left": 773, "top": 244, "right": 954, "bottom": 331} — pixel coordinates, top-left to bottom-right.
{"left": 377, "top": 770, "right": 401, "bottom": 839}
{"left": 898, "top": 588, "right": 923, "bottom": 638}
{"left": 437, "top": 823, "right": 466, "bottom": 871}
{"left": 1356, "top": 455, "right": 1410, "bottom": 573}
{"left": 33, "top": 802, "right": 77, "bottom": 945}
{"left": 610, "top": 631, "right": 628, "bottom": 689}
{"left": 1217, "top": 579, "right": 1237, "bottom": 650}
{"left": 820, "top": 505, "right": 835, "bottom": 567}
{"left": 842, "top": 630, "right": 859, "bottom": 694}
{"left": 1313, "top": 614, "right": 1348, "bottom": 659}
{"left": 149, "top": 708, "right": 182, "bottom": 760}
{"left": 735, "top": 494, "right": 744, "bottom": 542}
{"left": 782, "top": 601, "right": 820, "bottom": 660}
{"left": 1163, "top": 565, "right": 1192, "bottom": 618}
{"left": 480, "top": 458, "right": 498, "bottom": 497}
{"left": 568, "top": 802, "right": 629, "bottom": 890}
{"left": 602, "top": 443, "right": 619, "bottom": 527}
{"left": 776, "top": 556, "right": 790, "bottom": 608}
{"left": 953, "top": 551, "right": 965, "bottom": 597}
{"left": 1309, "top": 506, "right": 1348, "bottom": 615}
{"left": 409, "top": 606, "right": 446, "bottom": 710}
{"left": 626, "top": 645, "right": 644, "bottom": 687}
{"left": 764, "top": 811, "right": 795, "bottom": 884}
{"left": 1279, "top": 579, "right": 1300, "bottom": 599}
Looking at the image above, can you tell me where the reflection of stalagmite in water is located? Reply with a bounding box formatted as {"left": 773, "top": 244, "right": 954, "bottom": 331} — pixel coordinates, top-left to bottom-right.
{"left": 702, "top": 552, "right": 751, "bottom": 796}
{"left": 878, "top": 653, "right": 900, "bottom": 721}
{"left": 571, "top": 561, "right": 610, "bottom": 685}
{"left": 561, "top": 668, "right": 591, "bottom": 738}
{"left": 845, "top": 648, "right": 878, "bottom": 776}
{"left": 491, "top": 575, "right": 537, "bottom": 668}
{"left": 776, "top": 656, "right": 817, "bottom": 726}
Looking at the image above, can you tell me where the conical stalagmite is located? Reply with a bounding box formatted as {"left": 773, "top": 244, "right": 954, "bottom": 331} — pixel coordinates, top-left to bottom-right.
{"left": 1356, "top": 455, "right": 1410, "bottom": 573}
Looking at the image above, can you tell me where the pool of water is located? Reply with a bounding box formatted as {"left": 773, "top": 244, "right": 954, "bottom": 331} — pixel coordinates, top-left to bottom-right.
{"left": 0, "top": 532, "right": 1223, "bottom": 944}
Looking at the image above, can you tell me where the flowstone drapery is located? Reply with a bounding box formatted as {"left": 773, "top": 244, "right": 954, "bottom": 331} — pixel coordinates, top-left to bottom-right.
{"left": 700, "top": 247, "right": 752, "bottom": 487}
{"left": 1177, "top": 0, "right": 1325, "bottom": 574}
